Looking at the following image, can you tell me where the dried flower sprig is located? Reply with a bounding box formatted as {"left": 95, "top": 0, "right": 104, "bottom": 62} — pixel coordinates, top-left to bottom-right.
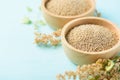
{"left": 21, "top": 17, "right": 32, "bottom": 24}
{"left": 34, "top": 29, "right": 62, "bottom": 46}
{"left": 22, "top": 6, "right": 62, "bottom": 47}
{"left": 56, "top": 56, "right": 120, "bottom": 80}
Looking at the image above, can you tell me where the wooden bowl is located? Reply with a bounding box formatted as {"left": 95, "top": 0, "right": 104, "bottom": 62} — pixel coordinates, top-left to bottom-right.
{"left": 41, "top": 0, "right": 95, "bottom": 29}
{"left": 61, "top": 17, "right": 120, "bottom": 65}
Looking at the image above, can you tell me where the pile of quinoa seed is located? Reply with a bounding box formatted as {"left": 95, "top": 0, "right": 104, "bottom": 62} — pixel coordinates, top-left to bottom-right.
{"left": 46, "top": 0, "right": 91, "bottom": 16}
{"left": 66, "top": 24, "right": 118, "bottom": 52}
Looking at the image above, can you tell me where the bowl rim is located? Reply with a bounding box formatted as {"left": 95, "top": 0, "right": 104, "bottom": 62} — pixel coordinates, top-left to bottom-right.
{"left": 41, "top": 0, "right": 95, "bottom": 19}
{"left": 61, "top": 17, "right": 120, "bottom": 54}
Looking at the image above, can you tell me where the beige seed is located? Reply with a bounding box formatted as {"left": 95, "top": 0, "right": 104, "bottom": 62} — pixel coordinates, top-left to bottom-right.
{"left": 66, "top": 24, "right": 118, "bottom": 52}
{"left": 46, "top": 0, "right": 91, "bottom": 16}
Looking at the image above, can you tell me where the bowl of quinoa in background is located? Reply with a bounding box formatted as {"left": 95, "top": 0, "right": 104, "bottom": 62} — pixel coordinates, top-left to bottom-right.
{"left": 41, "top": 0, "right": 95, "bottom": 29}
{"left": 61, "top": 17, "right": 120, "bottom": 65}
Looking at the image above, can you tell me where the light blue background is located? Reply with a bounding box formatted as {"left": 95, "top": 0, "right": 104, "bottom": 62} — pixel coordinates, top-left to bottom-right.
{"left": 0, "top": 0, "right": 120, "bottom": 80}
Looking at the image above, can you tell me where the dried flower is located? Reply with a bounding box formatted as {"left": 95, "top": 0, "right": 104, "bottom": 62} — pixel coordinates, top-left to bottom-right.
{"left": 56, "top": 56, "right": 120, "bottom": 80}
{"left": 105, "top": 60, "right": 114, "bottom": 72}
{"left": 50, "top": 38, "right": 61, "bottom": 46}
{"left": 95, "top": 9, "right": 101, "bottom": 17}
{"left": 21, "top": 17, "right": 32, "bottom": 24}
{"left": 34, "top": 29, "right": 61, "bottom": 46}
{"left": 27, "top": 7, "right": 32, "bottom": 12}
{"left": 53, "top": 29, "right": 62, "bottom": 37}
